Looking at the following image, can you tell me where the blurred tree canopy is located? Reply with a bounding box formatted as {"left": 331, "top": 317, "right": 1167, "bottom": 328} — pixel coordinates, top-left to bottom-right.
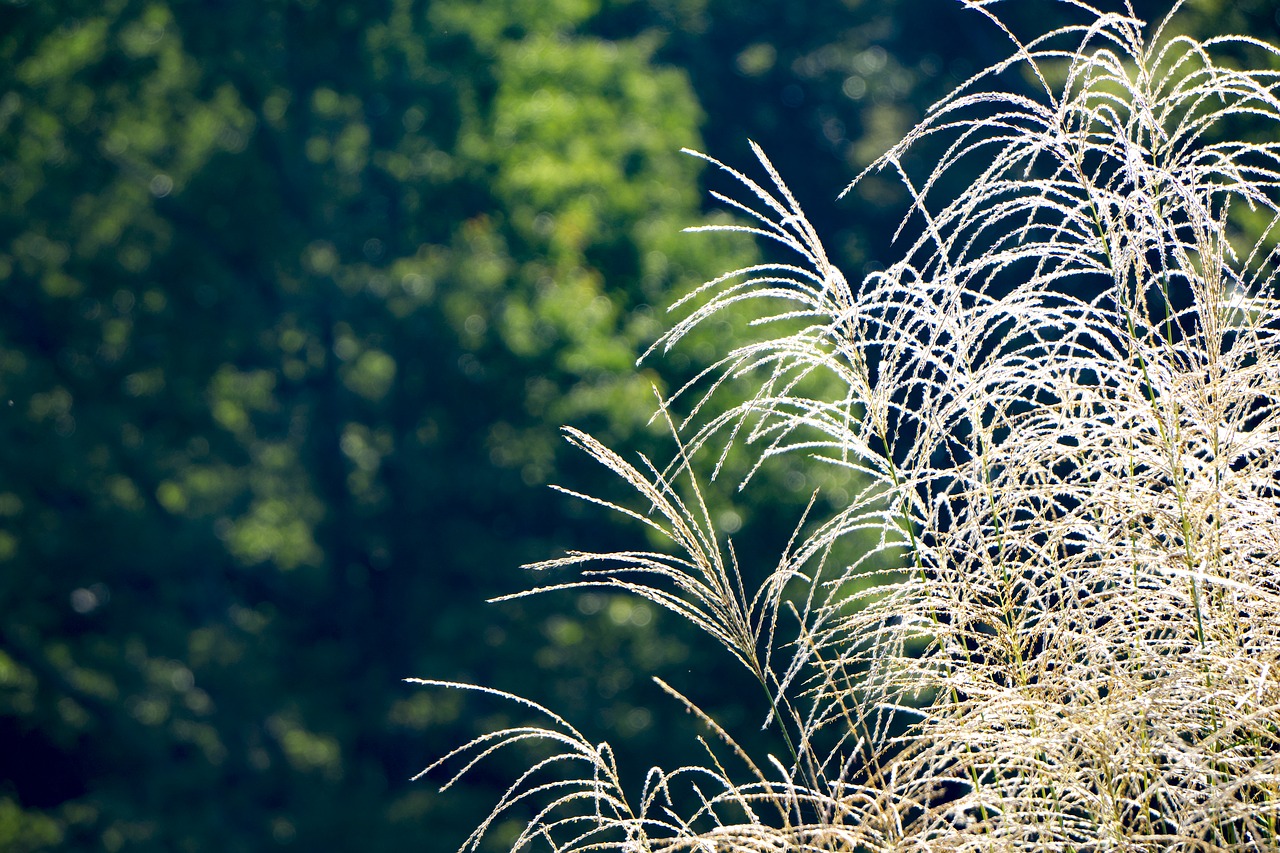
{"left": 2, "top": 1, "right": 1279, "bottom": 851}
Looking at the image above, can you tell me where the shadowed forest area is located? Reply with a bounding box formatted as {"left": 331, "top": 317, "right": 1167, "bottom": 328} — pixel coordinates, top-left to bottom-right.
{"left": 2, "top": 1, "right": 1279, "bottom": 851}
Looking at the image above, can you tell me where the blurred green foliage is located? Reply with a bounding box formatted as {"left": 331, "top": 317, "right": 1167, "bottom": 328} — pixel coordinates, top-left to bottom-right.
{"left": 1, "top": 1, "right": 1278, "bottom": 851}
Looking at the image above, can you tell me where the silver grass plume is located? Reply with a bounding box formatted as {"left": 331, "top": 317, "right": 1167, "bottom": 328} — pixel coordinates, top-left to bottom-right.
{"left": 420, "top": 2, "right": 1280, "bottom": 850}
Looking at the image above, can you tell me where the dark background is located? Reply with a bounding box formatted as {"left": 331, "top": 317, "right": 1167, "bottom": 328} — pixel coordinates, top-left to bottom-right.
{"left": 1, "top": 1, "right": 1277, "bottom": 850}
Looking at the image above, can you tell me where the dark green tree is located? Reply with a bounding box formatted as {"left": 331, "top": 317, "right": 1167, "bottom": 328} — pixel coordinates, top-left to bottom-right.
{"left": 0, "top": 1, "right": 748, "bottom": 849}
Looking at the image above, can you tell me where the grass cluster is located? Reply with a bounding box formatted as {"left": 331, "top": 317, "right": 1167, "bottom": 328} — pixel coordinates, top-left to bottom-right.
{"left": 419, "top": 2, "right": 1280, "bottom": 849}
